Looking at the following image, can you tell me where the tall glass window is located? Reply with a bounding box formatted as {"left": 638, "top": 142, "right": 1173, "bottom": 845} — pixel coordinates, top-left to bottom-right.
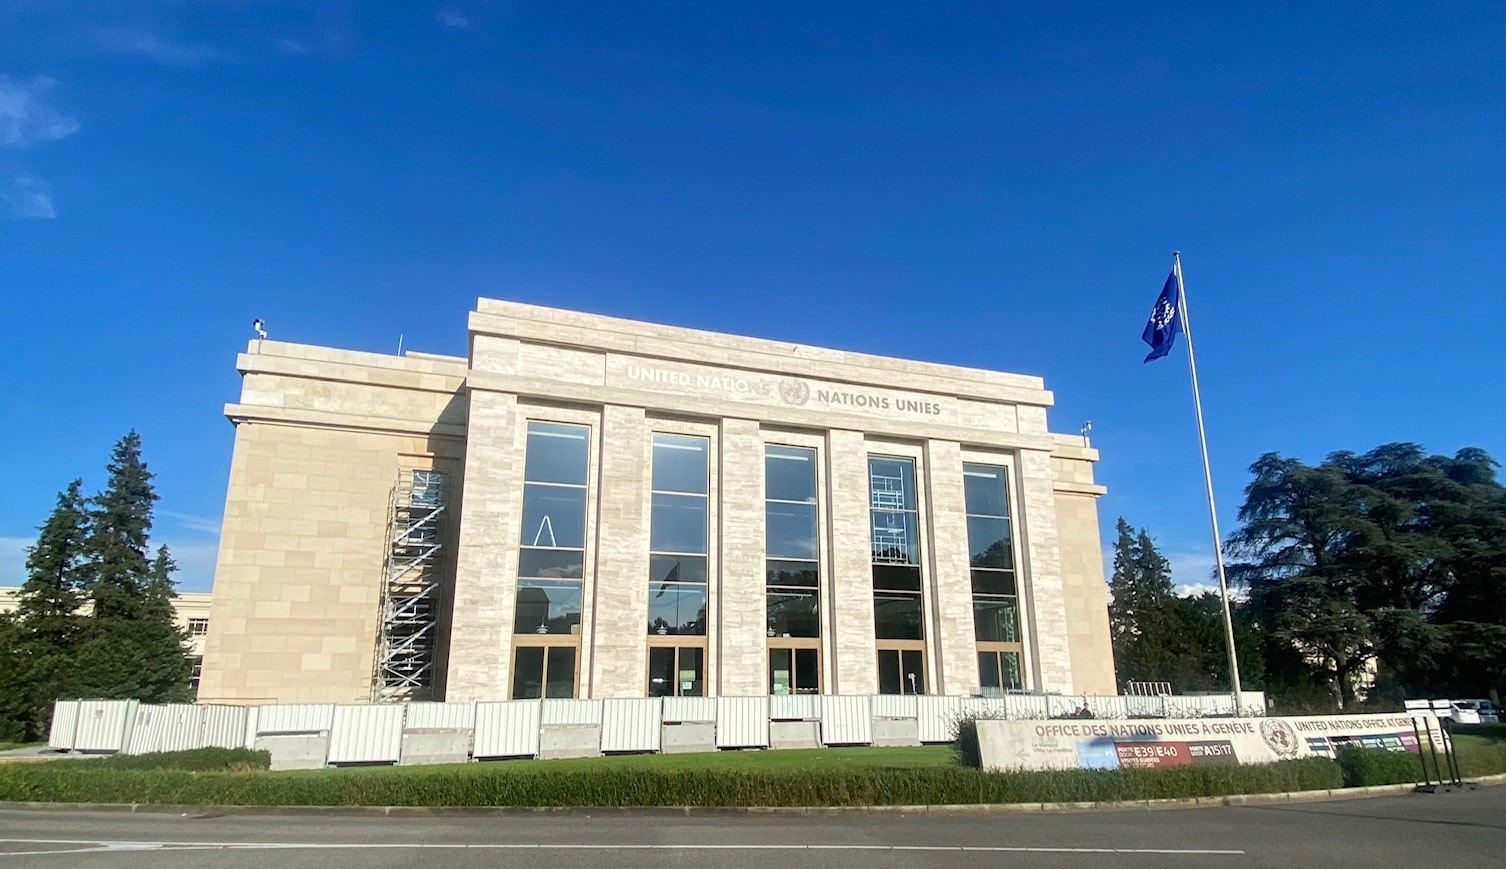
{"left": 766, "top": 444, "right": 821, "bottom": 694}
{"left": 511, "top": 421, "right": 589, "bottom": 699}
{"left": 965, "top": 462, "right": 1024, "bottom": 693}
{"left": 646, "top": 433, "right": 709, "bottom": 697}
{"left": 870, "top": 455, "right": 926, "bottom": 694}
{"left": 515, "top": 422, "right": 589, "bottom": 635}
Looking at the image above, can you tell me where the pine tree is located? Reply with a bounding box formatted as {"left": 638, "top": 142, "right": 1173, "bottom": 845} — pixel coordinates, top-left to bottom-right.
{"left": 17, "top": 480, "right": 89, "bottom": 649}
{"left": 1108, "top": 518, "right": 1202, "bottom": 690}
{"left": 5, "top": 480, "right": 92, "bottom": 739}
{"left": 85, "top": 430, "right": 158, "bottom": 623}
{"left": 67, "top": 432, "right": 192, "bottom": 704}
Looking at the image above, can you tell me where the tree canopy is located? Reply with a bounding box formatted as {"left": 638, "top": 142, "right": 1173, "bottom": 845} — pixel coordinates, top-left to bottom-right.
{"left": 0, "top": 432, "right": 193, "bottom": 742}
{"left": 1227, "top": 442, "right": 1506, "bottom": 707}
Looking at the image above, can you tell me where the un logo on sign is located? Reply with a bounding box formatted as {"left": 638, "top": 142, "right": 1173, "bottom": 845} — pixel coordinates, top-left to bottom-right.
{"left": 1259, "top": 718, "right": 1300, "bottom": 758}
{"left": 778, "top": 378, "right": 810, "bottom": 406}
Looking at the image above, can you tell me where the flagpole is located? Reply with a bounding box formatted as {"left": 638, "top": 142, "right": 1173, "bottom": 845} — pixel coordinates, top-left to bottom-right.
{"left": 1172, "top": 251, "right": 1244, "bottom": 705}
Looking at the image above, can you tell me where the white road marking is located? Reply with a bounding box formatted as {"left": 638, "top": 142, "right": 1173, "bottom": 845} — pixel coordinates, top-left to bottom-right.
{"left": 0, "top": 838, "right": 1245, "bottom": 855}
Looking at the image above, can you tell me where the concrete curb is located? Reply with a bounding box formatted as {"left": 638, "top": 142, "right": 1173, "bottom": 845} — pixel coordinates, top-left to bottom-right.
{"left": 3, "top": 773, "right": 1503, "bottom": 818}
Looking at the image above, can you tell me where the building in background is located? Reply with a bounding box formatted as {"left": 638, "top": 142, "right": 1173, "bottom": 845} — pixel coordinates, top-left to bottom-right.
{"left": 199, "top": 299, "right": 1113, "bottom": 704}
{"left": 0, "top": 586, "right": 212, "bottom": 695}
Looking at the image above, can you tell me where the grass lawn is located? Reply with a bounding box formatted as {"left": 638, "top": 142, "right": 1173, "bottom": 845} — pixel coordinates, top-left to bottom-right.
{"left": 297, "top": 745, "right": 955, "bottom": 777}
{"left": 1452, "top": 731, "right": 1506, "bottom": 779}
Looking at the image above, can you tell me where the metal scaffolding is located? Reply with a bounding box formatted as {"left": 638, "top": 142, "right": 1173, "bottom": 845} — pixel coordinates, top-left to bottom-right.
{"left": 374, "top": 468, "right": 446, "bottom": 702}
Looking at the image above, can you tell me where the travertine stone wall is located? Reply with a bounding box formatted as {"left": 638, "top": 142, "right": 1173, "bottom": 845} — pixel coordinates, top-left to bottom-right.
{"left": 589, "top": 405, "right": 652, "bottom": 698}
{"left": 922, "top": 439, "right": 980, "bottom": 695}
{"left": 717, "top": 419, "right": 767, "bottom": 696}
{"left": 826, "top": 429, "right": 878, "bottom": 695}
{"left": 1016, "top": 448, "right": 1074, "bottom": 693}
{"left": 1050, "top": 435, "right": 1115, "bottom": 695}
{"left": 440, "top": 390, "right": 519, "bottom": 701}
{"left": 1055, "top": 491, "right": 1116, "bottom": 694}
{"left": 201, "top": 341, "right": 466, "bottom": 704}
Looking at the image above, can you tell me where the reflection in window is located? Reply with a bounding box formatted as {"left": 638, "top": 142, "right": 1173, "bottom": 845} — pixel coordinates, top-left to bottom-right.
{"left": 648, "top": 646, "right": 704, "bottom": 697}
{"left": 766, "top": 445, "right": 822, "bottom": 645}
{"left": 515, "top": 422, "right": 590, "bottom": 637}
{"left": 978, "top": 649, "right": 1023, "bottom": 694}
{"left": 870, "top": 456, "right": 923, "bottom": 642}
{"left": 512, "top": 645, "right": 577, "bottom": 699}
{"left": 514, "top": 579, "right": 582, "bottom": 635}
{"left": 648, "top": 434, "right": 709, "bottom": 637}
{"left": 965, "top": 462, "right": 1023, "bottom": 692}
{"left": 878, "top": 648, "right": 926, "bottom": 695}
{"left": 769, "top": 647, "right": 820, "bottom": 695}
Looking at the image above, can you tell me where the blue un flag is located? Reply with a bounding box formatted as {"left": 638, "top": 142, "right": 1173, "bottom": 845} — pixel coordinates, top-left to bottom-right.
{"left": 1141, "top": 271, "right": 1182, "bottom": 362}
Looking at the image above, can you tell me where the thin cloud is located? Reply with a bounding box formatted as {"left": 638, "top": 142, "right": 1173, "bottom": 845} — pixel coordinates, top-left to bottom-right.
{"left": 277, "top": 29, "right": 356, "bottom": 59}
{"left": 0, "top": 534, "right": 217, "bottom": 593}
{"left": 157, "top": 539, "right": 220, "bottom": 593}
{"left": 161, "top": 510, "right": 224, "bottom": 536}
{"left": 93, "top": 27, "right": 224, "bottom": 65}
{"left": 437, "top": 7, "right": 472, "bottom": 28}
{"left": 0, "top": 76, "right": 80, "bottom": 148}
{"left": 1, "top": 174, "right": 57, "bottom": 219}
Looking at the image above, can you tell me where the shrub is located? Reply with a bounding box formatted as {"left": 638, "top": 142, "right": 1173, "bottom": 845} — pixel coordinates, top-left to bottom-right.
{"left": 952, "top": 717, "right": 982, "bottom": 769}
{"left": 90, "top": 748, "right": 271, "bottom": 772}
{"left": 1335, "top": 747, "right": 1418, "bottom": 787}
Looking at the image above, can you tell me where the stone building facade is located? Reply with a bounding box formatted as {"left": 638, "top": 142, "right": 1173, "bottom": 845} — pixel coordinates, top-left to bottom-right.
{"left": 198, "top": 299, "right": 1113, "bottom": 704}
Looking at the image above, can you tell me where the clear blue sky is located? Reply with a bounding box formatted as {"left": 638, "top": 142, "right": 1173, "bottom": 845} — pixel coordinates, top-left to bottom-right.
{"left": 2, "top": 2, "right": 1502, "bottom": 594}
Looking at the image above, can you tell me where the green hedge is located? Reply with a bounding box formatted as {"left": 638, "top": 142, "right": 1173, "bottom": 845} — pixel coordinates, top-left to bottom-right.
{"left": 89, "top": 748, "right": 270, "bottom": 772}
{"left": 1336, "top": 748, "right": 1418, "bottom": 787}
{"left": 0, "top": 757, "right": 1341, "bottom": 807}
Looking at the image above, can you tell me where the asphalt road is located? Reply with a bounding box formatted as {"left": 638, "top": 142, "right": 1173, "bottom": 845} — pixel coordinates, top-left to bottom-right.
{"left": 1, "top": 787, "right": 1501, "bottom": 868}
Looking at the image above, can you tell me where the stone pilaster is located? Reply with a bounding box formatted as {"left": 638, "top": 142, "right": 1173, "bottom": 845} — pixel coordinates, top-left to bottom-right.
{"left": 588, "top": 405, "right": 651, "bottom": 697}
{"left": 827, "top": 429, "right": 878, "bottom": 695}
{"left": 1017, "top": 448, "right": 1074, "bottom": 692}
{"left": 923, "top": 439, "right": 979, "bottom": 695}
{"left": 443, "top": 389, "right": 522, "bottom": 701}
{"left": 717, "top": 419, "right": 766, "bottom": 696}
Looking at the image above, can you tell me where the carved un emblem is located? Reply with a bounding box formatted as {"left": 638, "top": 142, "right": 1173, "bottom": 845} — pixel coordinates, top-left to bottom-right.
{"left": 1259, "top": 719, "right": 1300, "bottom": 758}
{"left": 778, "top": 378, "right": 810, "bottom": 406}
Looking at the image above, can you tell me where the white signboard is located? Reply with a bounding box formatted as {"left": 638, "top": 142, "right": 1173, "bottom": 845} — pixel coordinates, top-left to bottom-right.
{"left": 977, "top": 714, "right": 1420, "bottom": 772}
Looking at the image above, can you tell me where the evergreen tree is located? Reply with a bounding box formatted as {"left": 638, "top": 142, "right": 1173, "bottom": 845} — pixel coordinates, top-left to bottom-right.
{"left": 16, "top": 480, "right": 89, "bottom": 649}
{"left": 67, "top": 433, "right": 192, "bottom": 704}
{"left": 84, "top": 430, "right": 158, "bottom": 622}
{"left": 5, "top": 480, "right": 92, "bottom": 739}
{"left": 1108, "top": 518, "right": 1202, "bottom": 690}
{"left": 1227, "top": 443, "right": 1506, "bottom": 707}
